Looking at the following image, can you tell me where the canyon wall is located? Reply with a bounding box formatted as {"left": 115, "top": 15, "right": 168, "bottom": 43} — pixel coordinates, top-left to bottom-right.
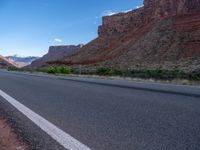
{"left": 30, "top": 0, "right": 200, "bottom": 71}
{"left": 144, "top": 0, "right": 200, "bottom": 17}
{"left": 99, "top": 0, "right": 200, "bottom": 39}
{"left": 30, "top": 45, "right": 83, "bottom": 68}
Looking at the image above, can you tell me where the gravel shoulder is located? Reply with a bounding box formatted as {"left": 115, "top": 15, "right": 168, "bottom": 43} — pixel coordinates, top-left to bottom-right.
{"left": 0, "top": 117, "right": 27, "bottom": 150}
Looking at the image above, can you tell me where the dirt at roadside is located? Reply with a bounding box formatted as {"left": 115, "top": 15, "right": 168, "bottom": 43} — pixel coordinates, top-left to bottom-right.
{"left": 0, "top": 118, "right": 27, "bottom": 150}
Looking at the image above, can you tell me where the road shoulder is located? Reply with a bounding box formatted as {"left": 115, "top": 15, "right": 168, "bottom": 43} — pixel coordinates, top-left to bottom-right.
{"left": 0, "top": 117, "right": 27, "bottom": 150}
{"left": 0, "top": 96, "right": 65, "bottom": 150}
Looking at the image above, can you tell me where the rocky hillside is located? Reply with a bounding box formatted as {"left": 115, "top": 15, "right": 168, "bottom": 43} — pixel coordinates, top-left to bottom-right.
{"left": 0, "top": 56, "right": 15, "bottom": 68}
{"left": 30, "top": 45, "right": 83, "bottom": 68}
{"left": 6, "top": 55, "right": 39, "bottom": 68}
{"left": 30, "top": 0, "right": 200, "bottom": 71}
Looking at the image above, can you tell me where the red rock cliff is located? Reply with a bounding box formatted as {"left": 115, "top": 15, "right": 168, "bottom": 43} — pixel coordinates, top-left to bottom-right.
{"left": 30, "top": 0, "right": 200, "bottom": 71}
{"left": 144, "top": 0, "right": 200, "bottom": 17}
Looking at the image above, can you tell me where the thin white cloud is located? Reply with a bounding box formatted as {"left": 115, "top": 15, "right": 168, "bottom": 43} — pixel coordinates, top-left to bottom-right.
{"left": 124, "top": 9, "right": 133, "bottom": 13}
{"left": 136, "top": 5, "right": 143, "bottom": 9}
{"left": 100, "top": 5, "right": 144, "bottom": 18}
{"left": 102, "top": 8, "right": 136, "bottom": 17}
{"left": 102, "top": 10, "right": 118, "bottom": 16}
{"left": 54, "top": 38, "right": 63, "bottom": 43}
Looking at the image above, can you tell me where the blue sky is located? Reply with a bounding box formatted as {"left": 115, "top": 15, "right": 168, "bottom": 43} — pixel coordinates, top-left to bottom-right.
{"left": 0, "top": 0, "right": 143, "bottom": 57}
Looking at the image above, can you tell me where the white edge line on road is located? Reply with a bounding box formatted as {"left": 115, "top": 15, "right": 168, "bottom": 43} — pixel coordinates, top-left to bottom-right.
{"left": 0, "top": 89, "right": 91, "bottom": 150}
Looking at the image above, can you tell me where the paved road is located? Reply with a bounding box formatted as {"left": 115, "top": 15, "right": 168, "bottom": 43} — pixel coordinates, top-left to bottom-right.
{"left": 0, "top": 70, "right": 200, "bottom": 150}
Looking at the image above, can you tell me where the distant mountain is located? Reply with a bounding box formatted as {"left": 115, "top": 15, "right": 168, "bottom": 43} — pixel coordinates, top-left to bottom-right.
{"left": 6, "top": 55, "right": 39, "bottom": 68}
{"left": 0, "top": 55, "right": 16, "bottom": 68}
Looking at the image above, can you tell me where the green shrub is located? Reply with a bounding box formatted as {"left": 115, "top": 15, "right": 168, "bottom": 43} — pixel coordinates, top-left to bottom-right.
{"left": 58, "top": 66, "right": 71, "bottom": 74}
{"left": 96, "top": 67, "right": 112, "bottom": 76}
{"left": 112, "top": 68, "right": 124, "bottom": 76}
{"left": 188, "top": 70, "right": 200, "bottom": 81}
{"left": 127, "top": 69, "right": 187, "bottom": 80}
{"left": 95, "top": 68, "right": 189, "bottom": 80}
{"left": 7, "top": 66, "right": 20, "bottom": 71}
{"left": 47, "top": 66, "right": 57, "bottom": 74}
{"left": 47, "top": 66, "right": 71, "bottom": 74}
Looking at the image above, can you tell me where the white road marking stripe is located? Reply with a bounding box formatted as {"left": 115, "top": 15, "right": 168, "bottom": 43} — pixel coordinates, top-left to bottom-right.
{"left": 0, "top": 89, "right": 91, "bottom": 150}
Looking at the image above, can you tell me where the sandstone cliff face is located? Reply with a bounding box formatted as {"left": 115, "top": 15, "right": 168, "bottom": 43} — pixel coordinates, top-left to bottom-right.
{"left": 98, "top": 0, "right": 200, "bottom": 38}
{"left": 30, "top": 45, "right": 83, "bottom": 68}
{"left": 98, "top": 8, "right": 145, "bottom": 38}
{"left": 31, "top": 0, "right": 200, "bottom": 71}
{"left": 144, "top": 0, "right": 200, "bottom": 17}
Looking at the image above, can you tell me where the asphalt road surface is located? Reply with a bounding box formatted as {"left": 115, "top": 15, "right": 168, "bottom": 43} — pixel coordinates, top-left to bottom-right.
{"left": 0, "top": 70, "right": 200, "bottom": 150}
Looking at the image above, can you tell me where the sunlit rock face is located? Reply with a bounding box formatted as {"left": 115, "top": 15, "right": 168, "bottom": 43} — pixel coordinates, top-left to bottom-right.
{"left": 144, "top": 0, "right": 200, "bottom": 17}
{"left": 142, "top": 0, "right": 200, "bottom": 19}
{"left": 30, "top": 0, "right": 200, "bottom": 71}
{"left": 58, "top": 0, "right": 200, "bottom": 71}
{"left": 98, "top": 0, "right": 200, "bottom": 38}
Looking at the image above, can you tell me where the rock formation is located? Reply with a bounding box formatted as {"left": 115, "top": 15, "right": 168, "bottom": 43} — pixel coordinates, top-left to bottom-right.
{"left": 30, "top": 45, "right": 83, "bottom": 68}
{"left": 0, "top": 55, "right": 16, "bottom": 68}
{"left": 6, "top": 55, "right": 39, "bottom": 68}
{"left": 144, "top": 0, "right": 200, "bottom": 17}
{"left": 30, "top": 0, "right": 200, "bottom": 71}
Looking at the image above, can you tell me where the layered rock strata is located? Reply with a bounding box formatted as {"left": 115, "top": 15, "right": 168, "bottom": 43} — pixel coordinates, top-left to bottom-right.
{"left": 30, "top": 0, "right": 200, "bottom": 71}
